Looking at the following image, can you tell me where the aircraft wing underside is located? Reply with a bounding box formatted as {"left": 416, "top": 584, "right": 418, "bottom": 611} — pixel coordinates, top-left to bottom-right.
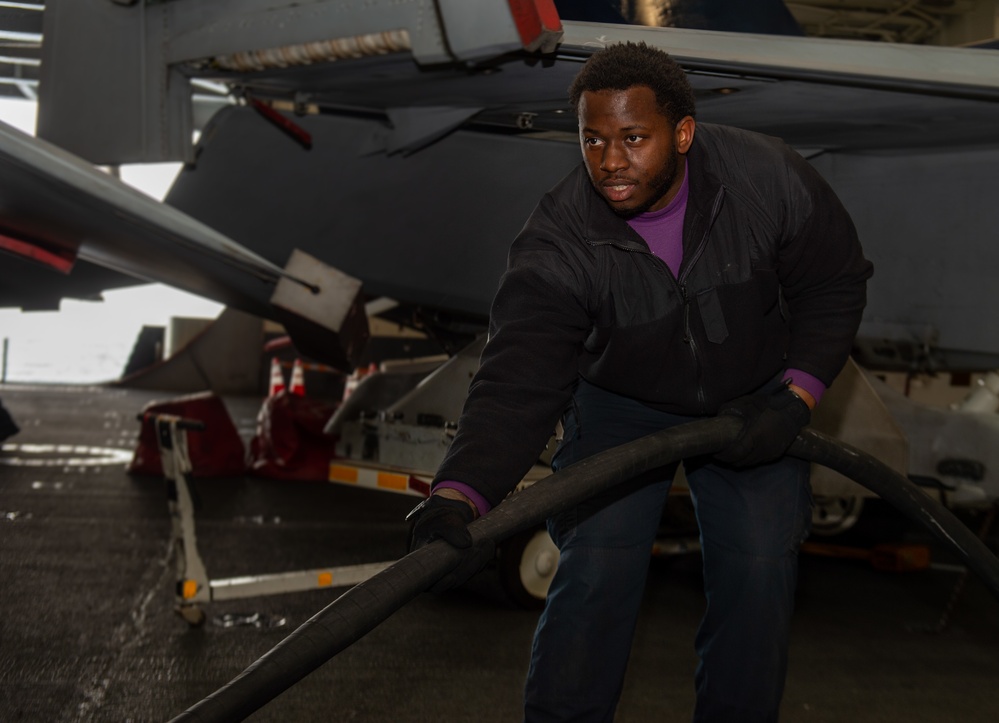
{"left": 211, "top": 21, "right": 999, "bottom": 154}
{"left": 163, "top": 20, "right": 999, "bottom": 368}
{"left": 3, "top": 1, "right": 999, "bottom": 368}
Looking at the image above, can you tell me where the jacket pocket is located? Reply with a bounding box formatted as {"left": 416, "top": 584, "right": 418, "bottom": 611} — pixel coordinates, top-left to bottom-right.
{"left": 696, "top": 287, "right": 729, "bottom": 344}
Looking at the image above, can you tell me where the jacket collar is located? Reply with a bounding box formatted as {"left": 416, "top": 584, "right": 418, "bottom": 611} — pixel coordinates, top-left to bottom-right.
{"left": 681, "top": 130, "right": 725, "bottom": 261}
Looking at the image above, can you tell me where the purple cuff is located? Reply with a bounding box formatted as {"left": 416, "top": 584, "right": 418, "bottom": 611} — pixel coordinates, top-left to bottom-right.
{"left": 433, "top": 481, "right": 492, "bottom": 515}
{"left": 783, "top": 369, "right": 826, "bottom": 404}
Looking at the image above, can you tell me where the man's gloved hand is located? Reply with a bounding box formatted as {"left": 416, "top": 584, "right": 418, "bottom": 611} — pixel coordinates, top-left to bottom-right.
{"left": 714, "top": 385, "right": 811, "bottom": 468}
{"left": 406, "top": 493, "right": 495, "bottom": 593}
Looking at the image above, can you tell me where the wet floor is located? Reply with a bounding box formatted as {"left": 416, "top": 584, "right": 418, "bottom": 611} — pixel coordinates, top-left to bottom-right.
{"left": 1, "top": 383, "right": 998, "bottom": 722}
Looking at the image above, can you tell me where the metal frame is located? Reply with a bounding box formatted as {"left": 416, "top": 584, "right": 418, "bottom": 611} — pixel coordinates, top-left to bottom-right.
{"left": 149, "top": 412, "right": 396, "bottom": 626}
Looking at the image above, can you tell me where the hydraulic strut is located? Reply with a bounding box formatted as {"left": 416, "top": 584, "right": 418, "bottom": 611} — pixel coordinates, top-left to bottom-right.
{"left": 168, "top": 417, "right": 999, "bottom": 723}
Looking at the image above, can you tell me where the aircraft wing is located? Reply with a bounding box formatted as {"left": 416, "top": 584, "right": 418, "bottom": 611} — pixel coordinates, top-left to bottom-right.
{"left": 7, "top": 0, "right": 999, "bottom": 368}
{"left": 160, "top": 17, "right": 999, "bottom": 367}
{"left": 0, "top": 119, "right": 290, "bottom": 316}
{"left": 0, "top": 117, "right": 377, "bottom": 368}
{"left": 0, "top": 0, "right": 564, "bottom": 366}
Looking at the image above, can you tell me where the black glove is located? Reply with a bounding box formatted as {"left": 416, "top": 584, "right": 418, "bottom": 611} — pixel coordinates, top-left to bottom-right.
{"left": 714, "top": 385, "right": 811, "bottom": 468}
{"left": 406, "top": 494, "right": 495, "bottom": 593}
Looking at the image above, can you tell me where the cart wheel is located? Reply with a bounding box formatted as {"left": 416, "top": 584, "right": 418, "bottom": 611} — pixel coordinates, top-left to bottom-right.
{"left": 811, "top": 494, "right": 864, "bottom": 537}
{"left": 500, "top": 527, "right": 559, "bottom": 609}
{"left": 176, "top": 604, "right": 206, "bottom": 628}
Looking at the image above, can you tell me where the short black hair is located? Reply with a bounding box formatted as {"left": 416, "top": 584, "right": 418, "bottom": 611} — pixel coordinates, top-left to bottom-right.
{"left": 568, "top": 42, "right": 696, "bottom": 125}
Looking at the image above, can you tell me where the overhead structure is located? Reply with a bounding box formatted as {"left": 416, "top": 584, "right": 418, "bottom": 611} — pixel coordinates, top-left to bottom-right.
{"left": 0, "top": 0, "right": 43, "bottom": 101}
{"left": 785, "top": 0, "right": 984, "bottom": 45}
{"left": 36, "top": 0, "right": 562, "bottom": 164}
{"left": 2, "top": 0, "right": 999, "bottom": 372}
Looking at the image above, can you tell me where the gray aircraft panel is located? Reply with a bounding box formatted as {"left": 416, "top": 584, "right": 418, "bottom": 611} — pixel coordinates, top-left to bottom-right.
{"left": 813, "top": 147, "right": 999, "bottom": 362}
{"left": 166, "top": 106, "right": 582, "bottom": 318}
{"left": 204, "top": 39, "right": 999, "bottom": 152}
{"left": 166, "top": 102, "right": 999, "bottom": 367}
{"left": 190, "top": 19, "right": 999, "bottom": 154}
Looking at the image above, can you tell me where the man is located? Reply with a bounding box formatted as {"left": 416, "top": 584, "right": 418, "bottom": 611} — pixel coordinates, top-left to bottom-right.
{"left": 409, "top": 42, "right": 872, "bottom": 722}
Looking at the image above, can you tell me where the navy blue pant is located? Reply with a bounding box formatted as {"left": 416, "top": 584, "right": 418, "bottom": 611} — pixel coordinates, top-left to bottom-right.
{"left": 523, "top": 380, "right": 811, "bottom": 723}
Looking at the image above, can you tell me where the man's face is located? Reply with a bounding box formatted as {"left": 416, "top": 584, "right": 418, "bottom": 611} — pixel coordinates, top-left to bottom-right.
{"left": 578, "top": 86, "right": 694, "bottom": 218}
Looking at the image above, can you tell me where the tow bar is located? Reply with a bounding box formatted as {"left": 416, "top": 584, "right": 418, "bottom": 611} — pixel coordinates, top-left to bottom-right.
{"left": 168, "top": 418, "right": 999, "bottom": 722}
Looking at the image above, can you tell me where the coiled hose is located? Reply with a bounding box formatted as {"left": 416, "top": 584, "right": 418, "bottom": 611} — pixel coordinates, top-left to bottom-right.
{"left": 168, "top": 417, "right": 999, "bottom": 722}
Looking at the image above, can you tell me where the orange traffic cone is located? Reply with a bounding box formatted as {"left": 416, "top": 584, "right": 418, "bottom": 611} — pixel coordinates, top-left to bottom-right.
{"left": 289, "top": 359, "right": 306, "bottom": 397}
{"left": 268, "top": 357, "right": 286, "bottom": 397}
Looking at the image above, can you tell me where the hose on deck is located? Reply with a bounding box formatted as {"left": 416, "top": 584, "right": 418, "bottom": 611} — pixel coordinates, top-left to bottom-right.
{"left": 169, "top": 417, "right": 999, "bottom": 722}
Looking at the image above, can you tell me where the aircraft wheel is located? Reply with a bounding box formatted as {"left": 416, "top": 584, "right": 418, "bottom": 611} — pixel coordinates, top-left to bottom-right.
{"left": 500, "top": 527, "right": 559, "bottom": 609}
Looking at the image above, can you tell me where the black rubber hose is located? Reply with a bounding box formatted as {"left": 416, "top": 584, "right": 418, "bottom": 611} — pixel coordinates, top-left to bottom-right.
{"left": 788, "top": 428, "right": 999, "bottom": 595}
{"left": 168, "top": 418, "right": 999, "bottom": 722}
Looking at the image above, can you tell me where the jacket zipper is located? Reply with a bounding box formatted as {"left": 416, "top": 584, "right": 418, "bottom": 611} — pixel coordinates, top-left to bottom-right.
{"left": 678, "top": 187, "right": 726, "bottom": 413}
{"left": 590, "top": 186, "right": 725, "bottom": 414}
{"left": 598, "top": 241, "right": 708, "bottom": 412}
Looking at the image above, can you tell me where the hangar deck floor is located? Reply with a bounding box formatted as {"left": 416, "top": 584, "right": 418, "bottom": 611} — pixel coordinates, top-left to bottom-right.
{"left": 1, "top": 383, "right": 998, "bottom": 722}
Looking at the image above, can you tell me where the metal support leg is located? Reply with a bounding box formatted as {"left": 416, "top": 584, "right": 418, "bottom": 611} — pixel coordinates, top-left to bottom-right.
{"left": 154, "top": 416, "right": 211, "bottom": 625}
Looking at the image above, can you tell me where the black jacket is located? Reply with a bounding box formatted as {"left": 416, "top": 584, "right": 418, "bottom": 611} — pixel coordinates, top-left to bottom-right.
{"left": 435, "top": 123, "right": 873, "bottom": 508}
